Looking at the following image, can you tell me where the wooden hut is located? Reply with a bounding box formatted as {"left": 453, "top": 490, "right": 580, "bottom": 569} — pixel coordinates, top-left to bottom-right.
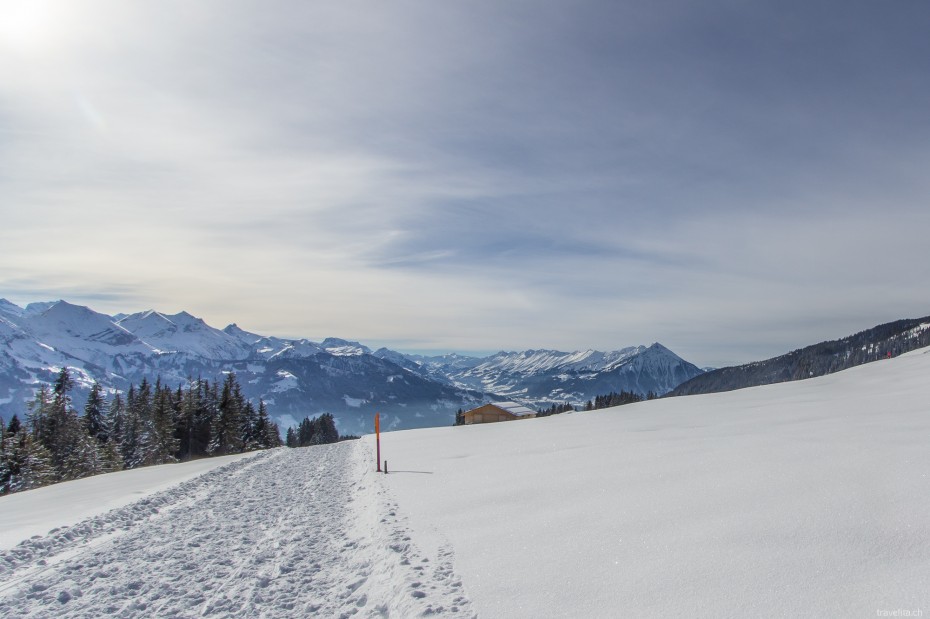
{"left": 462, "top": 401, "right": 536, "bottom": 425}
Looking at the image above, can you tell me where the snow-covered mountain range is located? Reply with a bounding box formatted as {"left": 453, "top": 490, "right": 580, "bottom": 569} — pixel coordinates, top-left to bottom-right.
{"left": 0, "top": 299, "right": 704, "bottom": 434}
{"left": 376, "top": 344, "right": 704, "bottom": 404}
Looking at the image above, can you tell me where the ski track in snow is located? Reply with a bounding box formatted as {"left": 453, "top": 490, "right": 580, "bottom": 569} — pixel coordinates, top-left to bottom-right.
{"left": 0, "top": 443, "right": 474, "bottom": 618}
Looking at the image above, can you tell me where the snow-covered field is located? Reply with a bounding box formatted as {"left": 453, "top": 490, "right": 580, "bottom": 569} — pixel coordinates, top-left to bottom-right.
{"left": 1, "top": 347, "right": 928, "bottom": 617}
{"left": 376, "top": 347, "right": 930, "bottom": 617}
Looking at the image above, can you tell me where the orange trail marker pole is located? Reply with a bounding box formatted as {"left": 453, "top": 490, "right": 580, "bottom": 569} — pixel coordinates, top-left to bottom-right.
{"left": 375, "top": 413, "right": 382, "bottom": 472}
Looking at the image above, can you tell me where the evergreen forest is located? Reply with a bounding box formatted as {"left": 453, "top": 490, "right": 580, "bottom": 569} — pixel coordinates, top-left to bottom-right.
{"left": 0, "top": 368, "right": 283, "bottom": 495}
{"left": 283, "top": 413, "right": 348, "bottom": 447}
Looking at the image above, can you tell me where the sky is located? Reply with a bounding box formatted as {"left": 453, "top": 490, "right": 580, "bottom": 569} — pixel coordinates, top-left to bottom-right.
{"left": 1, "top": 0, "right": 929, "bottom": 367}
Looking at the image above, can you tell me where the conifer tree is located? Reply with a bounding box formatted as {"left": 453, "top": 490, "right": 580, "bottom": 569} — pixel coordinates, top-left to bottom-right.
{"left": 121, "top": 383, "right": 143, "bottom": 468}
{"left": 178, "top": 377, "right": 203, "bottom": 460}
{"left": 253, "top": 400, "right": 275, "bottom": 449}
{"left": 27, "top": 384, "right": 54, "bottom": 450}
{"left": 47, "top": 368, "right": 78, "bottom": 476}
{"left": 16, "top": 431, "right": 58, "bottom": 492}
{"left": 44, "top": 368, "right": 104, "bottom": 481}
{"left": 7, "top": 414, "right": 21, "bottom": 436}
{"left": 210, "top": 373, "right": 243, "bottom": 455}
{"left": 63, "top": 431, "right": 105, "bottom": 479}
{"left": 240, "top": 400, "right": 258, "bottom": 450}
{"left": 99, "top": 438, "right": 124, "bottom": 474}
{"left": 107, "top": 392, "right": 126, "bottom": 451}
{"left": 96, "top": 391, "right": 125, "bottom": 473}
{"left": 3, "top": 429, "right": 56, "bottom": 493}
{"left": 297, "top": 417, "right": 315, "bottom": 446}
{"left": 172, "top": 383, "right": 186, "bottom": 459}
{"left": 315, "top": 413, "right": 339, "bottom": 445}
{"left": 194, "top": 379, "right": 219, "bottom": 456}
{"left": 267, "top": 421, "right": 282, "bottom": 447}
{"left": 149, "top": 379, "right": 179, "bottom": 465}
{"left": 135, "top": 378, "right": 159, "bottom": 466}
{"left": 83, "top": 382, "right": 108, "bottom": 444}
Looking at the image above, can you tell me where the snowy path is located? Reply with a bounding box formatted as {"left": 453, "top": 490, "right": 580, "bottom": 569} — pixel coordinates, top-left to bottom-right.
{"left": 0, "top": 443, "right": 474, "bottom": 618}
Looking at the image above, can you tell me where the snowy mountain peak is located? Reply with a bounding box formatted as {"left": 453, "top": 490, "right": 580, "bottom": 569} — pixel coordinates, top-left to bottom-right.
{"left": 260, "top": 338, "right": 325, "bottom": 360}
{"left": 641, "top": 342, "right": 678, "bottom": 359}
{"left": 116, "top": 310, "right": 248, "bottom": 360}
{"left": 40, "top": 299, "right": 94, "bottom": 318}
{"left": 372, "top": 347, "right": 411, "bottom": 364}
{"left": 321, "top": 338, "right": 371, "bottom": 356}
{"left": 138, "top": 309, "right": 173, "bottom": 324}
{"left": 24, "top": 300, "right": 61, "bottom": 316}
{"left": 17, "top": 300, "right": 156, "bottom": 369}
{"left": 223, "top": 323, "right": 263, "bottom": 345}
{"left": 119, "top": 309, "right": 202, "bottom": 330}
{"left": 170, "top": 311, "right": 208, "bottom": 328}
{"left": 31, "top": 300, "right": 131, "bottom": 338}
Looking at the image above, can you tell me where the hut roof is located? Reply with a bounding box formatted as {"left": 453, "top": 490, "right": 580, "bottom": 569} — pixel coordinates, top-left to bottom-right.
{"left": 488, "top": 401, "right": 536, "bottom": 417}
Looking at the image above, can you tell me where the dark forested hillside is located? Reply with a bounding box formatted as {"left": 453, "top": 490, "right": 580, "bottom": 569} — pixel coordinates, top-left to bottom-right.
{"left": 669, "top": 317, "right": 930, "bottom": 397}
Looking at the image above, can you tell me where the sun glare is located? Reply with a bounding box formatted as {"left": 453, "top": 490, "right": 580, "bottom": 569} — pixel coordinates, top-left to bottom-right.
{"left": 0, "top": 0, "right": 61, "bottom": 54}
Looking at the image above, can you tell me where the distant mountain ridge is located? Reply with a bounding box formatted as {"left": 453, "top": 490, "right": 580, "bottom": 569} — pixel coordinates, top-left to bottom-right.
{"left": 669, "top": 316, "right": 930, "bottom": 397}
{"left": 0, "top": 299, "right": 704, "bottom": 433}
{"left": 384, "top": 344, "right": 704, "bottom": 406}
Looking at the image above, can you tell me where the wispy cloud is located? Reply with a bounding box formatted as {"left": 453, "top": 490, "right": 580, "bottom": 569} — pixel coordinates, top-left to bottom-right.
{"left": 2, "top": 0, "right": 929, "bottom": 366}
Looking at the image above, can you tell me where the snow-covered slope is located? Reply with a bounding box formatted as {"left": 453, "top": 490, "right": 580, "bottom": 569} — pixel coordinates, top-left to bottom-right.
{"left": 374, "top": 346, "right": 930, "bottom": 617}
{"left": 21, "top": 301, "right": 157, "bottom": 368}
{"left": 0, "top": 299, "right": 25, "bottom": 322}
